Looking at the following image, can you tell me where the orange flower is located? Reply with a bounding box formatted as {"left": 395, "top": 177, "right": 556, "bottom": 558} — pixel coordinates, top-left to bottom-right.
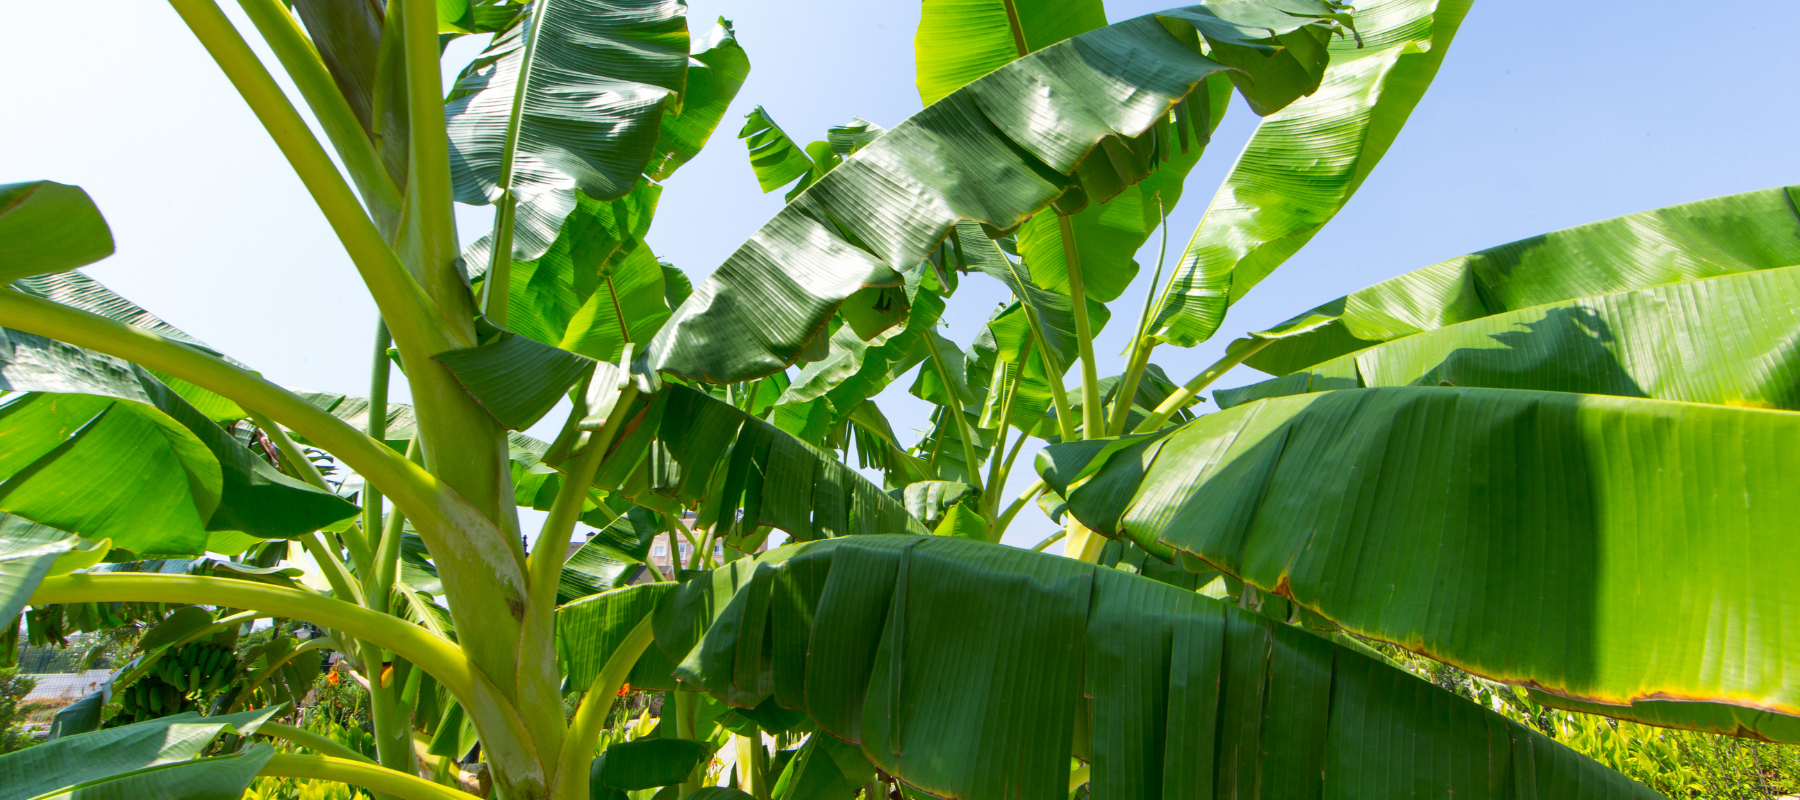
{"left": 616, "top": 682, "right": 631, "bottom": 696}
{"left": 328, "top": 671, "right": 340, "bottom": 686}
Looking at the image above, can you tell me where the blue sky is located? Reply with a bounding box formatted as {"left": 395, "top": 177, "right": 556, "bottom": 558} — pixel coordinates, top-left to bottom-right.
{"left": 3, "top": 0, "right": 1795, "bottom": 548}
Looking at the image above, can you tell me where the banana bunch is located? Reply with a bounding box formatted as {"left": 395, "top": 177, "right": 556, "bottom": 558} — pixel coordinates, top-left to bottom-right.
{"left": 109, "top": 642, "right": 241, "bottom": 725}
{"left": 26, "top": 601, "right": 172, "bottom": 647}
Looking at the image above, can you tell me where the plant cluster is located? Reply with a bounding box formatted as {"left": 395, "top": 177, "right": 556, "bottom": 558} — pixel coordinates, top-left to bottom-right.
{"left": 0, "top": 0, "right": 1795, "bottom": 799}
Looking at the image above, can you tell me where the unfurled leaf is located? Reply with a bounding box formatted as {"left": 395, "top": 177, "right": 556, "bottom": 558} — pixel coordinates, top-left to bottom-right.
{"left": 0, "top": 181, "right": 114, "bottom": 282}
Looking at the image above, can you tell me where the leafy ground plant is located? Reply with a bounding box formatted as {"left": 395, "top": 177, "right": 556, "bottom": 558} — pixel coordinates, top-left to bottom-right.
{"left": 0, "top": 0, "right": 1792, "bottom": 799}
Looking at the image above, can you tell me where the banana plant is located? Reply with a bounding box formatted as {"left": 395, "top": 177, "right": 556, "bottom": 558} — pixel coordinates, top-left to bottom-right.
{"left": 0, "top": 0, "right": 1736, "bottom": 798}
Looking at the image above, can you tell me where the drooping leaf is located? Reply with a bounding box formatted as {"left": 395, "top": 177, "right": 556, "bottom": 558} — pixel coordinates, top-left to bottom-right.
{"left": 1216, "top": 264, "right": 1800, "bottom": 411}
{"left": 1150, "top": 0, "right": 1473, "bottom": 348}
{"left": 655, "top": 536, "right": 1660, "bottom": 800}
{"left": 913, "top": 0, "right": 1108, "bottom": 107}
{"left": 593, "top": 737, "right": 712, "bottom": 791}
{"left": 436, "top": 330, "right": 596, "bottom": 430}
{"left": 0, "top": 329, "right": 356, "bottom": 553}
{"left": 646, "top": 7, "right": 1345, "bottom": 384}
{"left": 892, "top": 481, "right": 977, "bottom": 528}
{"left": 647, "top": 19, "right": 752, "bottom": 181}
{"left": 1013, "top": 73, "right": 1230, "bottom": 303}
{"left": 0, "top": 181, "right": 114, "bottom": 282}
{"left": 0, "top": 708, "right": 278, "bottom": 800}
{"left": 557, "top": 582, "right": 675, "bottom": 689}
{"left": 1243, "top": 184, "right": 1800, "bottom": 375}
{"left": 558, "top": 505, "right": 660, "bottom": 603}
{"left": 446, "top": 0, "right": 689, "bottom": 254}
{"left": 1042, "top": 385, "right": 1800, "bottom": 743}
{"left": 772, "top": 731, "right": 873, "bottom": 800}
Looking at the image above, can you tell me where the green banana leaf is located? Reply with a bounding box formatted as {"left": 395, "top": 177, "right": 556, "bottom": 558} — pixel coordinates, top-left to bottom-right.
{"left": 1243, "top": 184, "right": 1800, "bottom": 376}
{"left": 913, "top": 0, "right": 1107, "bottom": 106}
{"left": 13, "top": 270, "right": 245, "bottom": 422}
{"left": 434, "top": 334, "right": 929, "bottom": 541}
{"left": 0, "top": 708, "right": 279, "bottom": 800}
{"left": 1149, "top": 0, "right": 1473, "bottom": 348}
{"left": 0, "top": 515, "right": 83, "bottom": 624}
{"left": 557, "top": 582, "right": 676, "bottom": 691}
{"left": 446, "top": 0, "right": 689, "bottom": 257}
{"left": 557, "top": 505, "right": 660, "bottom": 603}
{"left": 653, "top": 536, "right": 1661, "bottom": 800}
{"left": 892, "top": 481, "right": 978, "bottom": 528}
{"left": 739, "top": 106, "right": 821, "bottom": 196}
{"left": 772, "top": 732, "right": 873, "bottom": 800}
{"left": 1216, "top": 264, "right": 1800, "bottom": 410}
{"left": 1040, "top": 385, "right": 1800, "bottom": 743}
{"left": 0, "top": 181, "right": 114, "bottom": 283}
{"left": 646, "top": 6, "right": 1346, "bottom": 384}
{"left": 1013, "top": 73, "right": 1229, "bottom": 303}
{"left": 0, "top": 328, "right": 356, "bottom": 554}
{"left": 646, "top": 19, "right": 751, "bottom": 181}
{"left": 592, "top": 737, "right": 712, "bottom": 791}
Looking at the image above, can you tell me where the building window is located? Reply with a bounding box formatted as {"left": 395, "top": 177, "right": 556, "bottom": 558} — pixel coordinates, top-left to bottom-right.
{"left": 652, "top": 544, "right": 667, "bottom": 557}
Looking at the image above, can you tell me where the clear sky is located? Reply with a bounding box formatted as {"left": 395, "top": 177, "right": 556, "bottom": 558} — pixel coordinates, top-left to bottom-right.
{"left": 3, "top": 0, "right": 1795, "bottom": 549}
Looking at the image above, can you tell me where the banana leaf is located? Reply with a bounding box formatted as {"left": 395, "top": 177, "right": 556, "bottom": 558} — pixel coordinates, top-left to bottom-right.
{"left": 0, "top": 328, "right": 356, "bottom": 554}
{"left": 0, "top": 708, "right": 279, "bottom": 800}
{"left": 645, "top": 6, "right": 1348, "bottom": 384}
{"left": 646, "top": 19, "right": 751, "bottom": 181}
{"left": 1216, "top": 264, "right": 1800, "bottom": 410}
{"left": 0, "top": 181, "right": 113, "bottom": 283}
{"left": 1242, "top": 184, "right": 1800, "bottom": 375}
{"left": 1040, "top": 385, "right": 1800, "bottom": 743}
{"left": 1149, "top": 0, "right": 1473, "bottom": 348}
{"left": 653, "top": 536, "right": 1662, "bottom": 800}
{"left": 446, "top": 0, "right": 689, "bottom": 256}
{"left": 913, "top": 0, "right": 1107, "bottom": 106}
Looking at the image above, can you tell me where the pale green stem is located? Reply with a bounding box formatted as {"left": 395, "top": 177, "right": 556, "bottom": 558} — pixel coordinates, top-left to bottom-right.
{"left": 0, "top": 289, "right": 443, "bottom": 531}
{"left": 367, "top": 435, "right": 421, "bottom": 617}
{"left": 990, "top": 479, "right": 1045, "bottom": 543}
{"left": 247, "top": 409, "right": 369, "bottom": 609}
{"left": 399, "top": 0, "right": 464, "bottom": 306}
{"left": 166, "top": 0, "right": 442, "bottom": 354}
{"left": 981, "top": 353, "right": 1026, "bottom": 522}
{"left": 258, "top": 721, "right": 378, "bottom": 764}
{"left": 478, "top": 0, "right": 549, "bottom": 326}
{"left": 360, "top": 320, "right": 393, "bottom": 578}
{"left": 527, "top": 385, "right": 639, "bottom": 617}
{"left": 676, "top": 691, "right": 702, "bottom": 798}
{"left": 260, "top": 754, "right": 469, "bottom": 800}
{"left": 482, "top": 196, "right": 519, "bottom": 326}
{"left": 739, "top": 730, "right": 770, "bottom": 800}
{"left": 554, "top": 617, "right": 655, "bottom": 800}
{"left": 1057, "top": 214, "right": 1104, "bottom": 440}
{"left": 368, "top": 670, "right": 416, "bottom": 798}
{"left": 1030, "top": 529, "right": 1066, "bottom": 552}
{"left": 921, "top": 332, "right": 985, "bottom": 493}
{"left": 1108, "top": 195, "right": 1171, "bottom": 436}
{"left": 235, "top": 0, "right": 402, "bottom": 235}
{"left": 1133, "top": 338, "right": 1274, "bottom": 434}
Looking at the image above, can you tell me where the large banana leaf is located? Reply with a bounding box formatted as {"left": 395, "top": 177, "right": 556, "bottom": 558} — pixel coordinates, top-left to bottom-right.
{"left": 446, "top": 0, "right": 689, "bottom": 257}
{"left": 0, "top": 328, "right": 356, "bottom": 554}
{"left": 645, "top": 6, "right": 1349, "bottom": 384}
{"left": 913, "top": 0, "right": 1107, "bottom": 107}
{"left": 0, "top": 709, "right": 278, "bottom": 800}
{"left": 0, "top": 182, "right": 114, "bottom": 283}
{"left": 1216, "top": 264, "right": 1800, "bottom": 410}
{"left": 1013, "top": 74, "right": 1229, "bottom": 303}
{"left": 1149, "top": 0, "right": 1474, "bottom": 348}
{"left": 13, "top": 271, "right": 245, "bottom": 422}
{"left": 1040, "top": 385, "right": 1800, "bottom": 743}
{"left": 653, "top": 536, "right": 1661, "bottom": 800}
{"left": 1243, "top": 184, "right": 1800, "bottom": 375}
